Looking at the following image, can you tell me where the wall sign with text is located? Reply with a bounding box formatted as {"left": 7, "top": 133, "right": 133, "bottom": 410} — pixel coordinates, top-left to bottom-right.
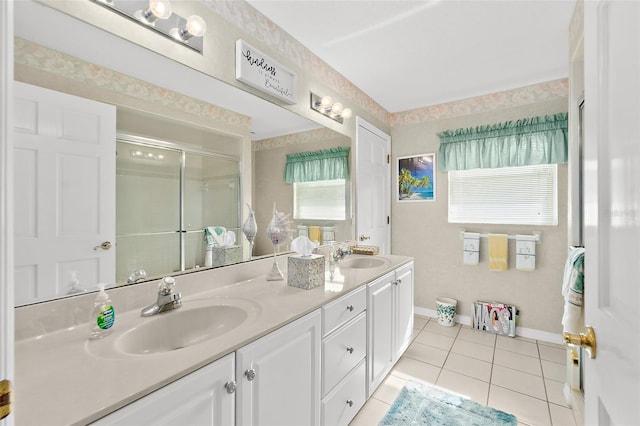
{"left": 235, "top": 39, "right": 297, "bottom": 105}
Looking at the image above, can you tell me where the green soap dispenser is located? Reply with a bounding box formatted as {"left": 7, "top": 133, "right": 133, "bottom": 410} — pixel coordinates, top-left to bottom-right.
{"left": 89, "top": 283, "right": 115, "bottom": 339}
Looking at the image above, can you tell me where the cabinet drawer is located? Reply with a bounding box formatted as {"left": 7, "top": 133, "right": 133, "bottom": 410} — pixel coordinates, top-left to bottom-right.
{"left": 322, "top": 286, "right": 366, "bottom": 336}
{"left": 321, "top": 359, "right": 366, "bottom": 426}
{"left": 322, "top": 312, "right": 366, "bottom": 395}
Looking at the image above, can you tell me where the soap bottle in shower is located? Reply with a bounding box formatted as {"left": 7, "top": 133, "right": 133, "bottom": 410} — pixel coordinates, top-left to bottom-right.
{"left": 89, "top": 283, "right": 115, "bottom": 339}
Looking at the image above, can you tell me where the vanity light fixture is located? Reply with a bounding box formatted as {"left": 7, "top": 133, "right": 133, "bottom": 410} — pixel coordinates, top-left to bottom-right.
{"left": 130, "top": 149, "right": 164, "bottom": 161}
{"left": 310, "top": 92, "right": 352, "bottom": 124}
{"left": 93, "top": 0, "right": 207, "bottom": 53}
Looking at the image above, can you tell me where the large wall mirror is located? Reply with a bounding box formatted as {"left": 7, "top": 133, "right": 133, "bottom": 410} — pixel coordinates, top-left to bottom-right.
{"left": 13, "top": 0, "right": 352, "bottom": 307}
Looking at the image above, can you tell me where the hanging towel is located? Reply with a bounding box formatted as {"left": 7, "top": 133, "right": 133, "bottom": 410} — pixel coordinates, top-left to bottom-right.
{"left": 562, "top": 247, "right": 585, "bottom": 334}
{"left": 205, "top": 226, "right": 227, "bottom": 247}
{"left": 463, "top": 232, "right": 480, "bottom": 265}
{"left": 516, "top": 235, "right": 536, "bottom": 271}
{"left": 488, "top": 234, "right": 508, "bottom": 271}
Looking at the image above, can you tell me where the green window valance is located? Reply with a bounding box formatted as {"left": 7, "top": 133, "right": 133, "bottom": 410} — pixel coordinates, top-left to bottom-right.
{"left": 285, "top": 146, "right": 350, "bottom": 183}
{"left": 437, "top": 113, "right": 568, "bottom": 172}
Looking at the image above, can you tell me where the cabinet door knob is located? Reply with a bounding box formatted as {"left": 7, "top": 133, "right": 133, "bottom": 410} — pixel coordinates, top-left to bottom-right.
{"left": 244, "top": 368, "right": 256, "bottom": 381}
{"left": 224, "top": 381, "right": 237, "bottom": 394}
{"left": 346, "top": 347, "right": 354, "bottom": 354}
{"left": 346, "top": 399, "right": 354, "bottom": 407}
{"left": 346, "top": 305, "right": 354, "bottom": 312}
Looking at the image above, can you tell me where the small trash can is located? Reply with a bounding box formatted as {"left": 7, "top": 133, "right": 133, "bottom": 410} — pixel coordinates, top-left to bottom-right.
{"left": 436, "top": 297, "right": 457, "bottom": 327}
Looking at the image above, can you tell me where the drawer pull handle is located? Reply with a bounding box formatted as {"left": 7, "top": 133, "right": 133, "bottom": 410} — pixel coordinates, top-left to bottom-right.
{"left": 346, "top": 399, "right": 354, "bottom": 407}
{"left": 346, "top": 347, "right": 354, "bottom": 354}
{"left": 346, "top": 305, "right": 354, "bottom": 312}
{"left": 245, "top": 368, "right": 256, "bottom": 381}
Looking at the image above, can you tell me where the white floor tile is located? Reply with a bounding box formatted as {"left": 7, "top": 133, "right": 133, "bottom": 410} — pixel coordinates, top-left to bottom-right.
{"left": 443, "top": 352, "right": 492, "bottom": 382}
{"left": 538, "top": 344, "right": 566, "bottom": 364}
{"left": 538, "top": 340, "right": 565, "bottom": 350}
{"left": 491, "top": 364, "right": 547, "bottom": 400}
{"left": 497, "top": 335, "right": 540, "bottom": 357}
{"left": 457, "top": 326, "right": 497, "bottom": 347}
{"left": 545, "top": 379, "right": 570, "bottom": 408}
{"left": 489, "top": 385, "right": 551, "bottom": 426}
{"left": 390, "top": 357, "right": 441, "bottom": 384}
{"left": 494, "top": 348, "right": 543, "bottom": 376}
{"left": 549, "top": 403, "right": 577, "bottom": 426}
{"left": 382, "top": 315, "right": 576, "bottom": 426}
{"left": 413, "top": 315, "right": 429, "bottom": 330}
{"left": 404, "top": 341, "right": 449, "bottom": 367}
{"left": 541, "top": 360, "right": 566, "bottom": 382}
{"left": 349, "top": 397, "right": 389, "bottom": 426}
{"left": 423, "top": 320, "right": 461, "bottom": 338}
{"left": 436, "top": 369, "right": 490, "bottom": 405}
{"left": 414, "top": 329, "right": 456, "bottom": 351}
{"left": 451, "top": 338, "right": 495, "bottom": 363}
{"left": 371, "top": 374, "right": 407, "bottom": 405}
{"left": 514, "top": 335, "right": 538, "bottom": 344}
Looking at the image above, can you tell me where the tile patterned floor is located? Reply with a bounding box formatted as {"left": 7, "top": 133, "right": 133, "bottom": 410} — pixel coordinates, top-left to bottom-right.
{"left": 350, "top": 315, "right": 579, "bottom": 426}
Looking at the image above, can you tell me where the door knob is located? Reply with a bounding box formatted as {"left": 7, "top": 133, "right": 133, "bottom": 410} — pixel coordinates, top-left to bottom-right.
{"left": 563, "top": 326, "right": 597, "bottom": 359}
{"left": 359, "top": 234, "right": 371, "bottom": 242}
{"left": 94, "top": 241, "right": 112, "bottom": 251}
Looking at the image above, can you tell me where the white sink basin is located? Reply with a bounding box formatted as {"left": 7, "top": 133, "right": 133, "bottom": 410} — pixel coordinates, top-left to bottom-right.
{"left": 339, "top": 257, "right": 389, "bottom": 269}
{"left": 116, "top": 303, "right": 248, "bottom": 355}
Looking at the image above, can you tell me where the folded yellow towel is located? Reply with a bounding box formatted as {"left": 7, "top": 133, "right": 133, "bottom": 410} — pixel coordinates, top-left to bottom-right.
{"left": 488, "top": 234, "right": 509, "bottom": 271}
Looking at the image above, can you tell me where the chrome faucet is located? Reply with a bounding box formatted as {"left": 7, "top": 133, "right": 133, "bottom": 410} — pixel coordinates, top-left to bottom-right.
{"left": 127, "top": 267, "right": 147, "bottom": 284}
{"left": 331, "top": 245, "right": 352, "bottom": 263}
{"left": 141, "top": 276, "right": 182, "bottom": 317}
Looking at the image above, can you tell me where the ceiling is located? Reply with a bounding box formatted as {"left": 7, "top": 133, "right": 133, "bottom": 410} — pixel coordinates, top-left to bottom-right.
{"left": 246, "top": 0, "right": 576, "bottom": 113}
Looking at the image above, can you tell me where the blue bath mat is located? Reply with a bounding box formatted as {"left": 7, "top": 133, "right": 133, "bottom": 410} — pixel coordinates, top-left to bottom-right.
{"left": 379, "top": 381, "right": 517, "bottom": 425}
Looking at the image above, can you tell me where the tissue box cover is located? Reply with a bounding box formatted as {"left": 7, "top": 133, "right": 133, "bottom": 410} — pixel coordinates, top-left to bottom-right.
{"left": 211, "top": 246, "right": 243, "bottom": 267}
{"left": 288, "top": 254, "right": 325, "bottom": 290}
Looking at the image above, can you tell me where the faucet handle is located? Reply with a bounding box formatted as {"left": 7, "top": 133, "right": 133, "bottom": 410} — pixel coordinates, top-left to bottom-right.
{"left": 158, "top": 276, "right": 176, "bottom": 295}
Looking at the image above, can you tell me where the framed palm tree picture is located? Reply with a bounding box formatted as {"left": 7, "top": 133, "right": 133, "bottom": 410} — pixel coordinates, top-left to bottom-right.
{"left": 397, "top": 153, "right": 436, "bottom": 202}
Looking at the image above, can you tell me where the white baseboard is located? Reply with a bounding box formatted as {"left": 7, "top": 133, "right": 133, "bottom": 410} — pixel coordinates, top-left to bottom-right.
{"left": 415, "top": 306, "right": 563, "bottom": 345}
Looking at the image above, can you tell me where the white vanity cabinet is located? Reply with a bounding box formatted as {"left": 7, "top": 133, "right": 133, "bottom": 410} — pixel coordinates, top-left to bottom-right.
{"left": 87, "top": 261, "right": 414, "bottom": 426}
{"left": 367, "top": 261, "right": 414, "bottom": 396}
{"left": 92, "top": 353, "right": 235, "bottom": 425}
{"left": 321, "top": 286, "right": 367, "bottom": 426}
{"left": 235, "top": 309, "right": 322, "bottom": 426}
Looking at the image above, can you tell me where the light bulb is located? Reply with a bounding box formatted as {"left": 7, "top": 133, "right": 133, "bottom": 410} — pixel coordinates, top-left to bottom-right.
{"left": 137, "top": 0, "right": 172, "bottom": 23}
{"left": 185, "top": 15, "right": 207, "bottom": 37}
{"left": 148, "top": 0, "right": 172, "bottom": 19}
{"left": 341, "top": 108, "right": 352, "bottom": 119}
{"left": 320, "top": 96, "right": 333, "bottom": 108}
{"left": 331, "top": 102, "right": 343, "bottom": 115}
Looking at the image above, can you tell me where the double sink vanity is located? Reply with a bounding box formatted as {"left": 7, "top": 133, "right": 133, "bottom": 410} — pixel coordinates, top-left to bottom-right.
{"left": 15, "top": 253, "right": 414, "bottom": 426}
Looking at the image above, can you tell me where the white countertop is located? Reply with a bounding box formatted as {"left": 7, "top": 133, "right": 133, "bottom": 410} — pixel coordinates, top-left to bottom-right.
{"left": 15, "top": 254, "right": 412, "bottom": 426}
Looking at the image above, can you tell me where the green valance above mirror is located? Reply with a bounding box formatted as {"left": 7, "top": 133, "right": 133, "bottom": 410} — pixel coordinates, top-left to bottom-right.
{"left": 285, "top": 146, "right": 350, "bottom": 183}
{"left": 437, "top": 112, "right": 568, "bottom": 172}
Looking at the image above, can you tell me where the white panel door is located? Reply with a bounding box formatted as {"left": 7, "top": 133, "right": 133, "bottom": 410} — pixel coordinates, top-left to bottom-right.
{"left": 583, "top": 1, "right": 640, "bottom": 424}
{"left": 0, "top": 2, "right": 14, "bottom": 424}
{"left": 367, "top": 272, "right": 395, "bottom": 396}
{"left": 394, "top": 262, "right": 414, "bottom": 362}
{"left": 355, "top": 117, "right": 390, "bottom": 254}
{"left": 236, "top": 310, "right": 321, "bottom": 426}
{"left": 13, "top": 82, "right": 116, "bottom": 305}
